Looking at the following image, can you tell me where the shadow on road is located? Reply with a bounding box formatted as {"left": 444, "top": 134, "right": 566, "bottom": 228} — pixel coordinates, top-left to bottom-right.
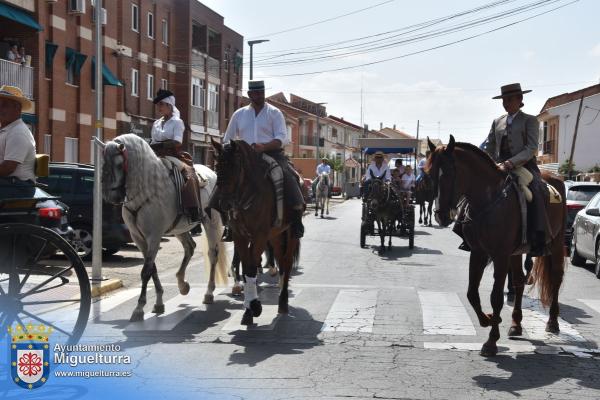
{"left": 367, "top": 245, "right": 443, "bottom": 260}
{"left": 472, "top": 352, "right": 600, "bottom": 394}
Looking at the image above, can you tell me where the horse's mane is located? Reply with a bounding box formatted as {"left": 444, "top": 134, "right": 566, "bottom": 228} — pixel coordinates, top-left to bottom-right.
{"left": 425, "top": 141, "right": 499, "bottom": 173}
{"left": 109, "top": 133, "right": 167, "bottom": 202}
{"left": 218, "top": 140, "right": 264, "bottom": 188}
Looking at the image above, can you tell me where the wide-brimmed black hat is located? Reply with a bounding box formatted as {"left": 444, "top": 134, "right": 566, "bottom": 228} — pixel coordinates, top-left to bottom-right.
{"left": 492, "top": 83, "right": 531, "bottom": 99}
{"left": 153, "top": 89, "right": 174, "bottom": 104}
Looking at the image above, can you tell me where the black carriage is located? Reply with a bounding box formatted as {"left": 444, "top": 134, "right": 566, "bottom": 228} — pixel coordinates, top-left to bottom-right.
{"left": 358, "top": 138, "right": 419, "bottom": 250}
{"left": 0, "top": 187, "right": 90, "bottom": 345}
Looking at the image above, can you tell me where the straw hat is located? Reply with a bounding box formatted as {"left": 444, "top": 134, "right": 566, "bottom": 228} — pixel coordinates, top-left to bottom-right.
{"left": 373, "top": 151, "right": 384, "bottom": 158}
{"left": 0, "top": 85, "right": 32, "bottom": 112}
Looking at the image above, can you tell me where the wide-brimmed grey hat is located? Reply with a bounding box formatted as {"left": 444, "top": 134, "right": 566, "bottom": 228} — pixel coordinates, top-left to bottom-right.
{"left": 492, "top": 83, "right": 532, "bottom": 99}
{"left": 248, "top": 80, "right": 265, "bottom": 92}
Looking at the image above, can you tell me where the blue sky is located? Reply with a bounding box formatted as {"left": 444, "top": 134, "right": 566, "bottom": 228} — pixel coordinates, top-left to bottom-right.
{"left": 201, "top": 0, "right": 599, "bottom": 143}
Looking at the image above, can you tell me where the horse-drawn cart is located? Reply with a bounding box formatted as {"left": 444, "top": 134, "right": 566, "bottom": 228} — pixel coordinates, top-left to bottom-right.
{"left": 0, "top": 193, "right": 90, "bottom": 345}
{"left": 358, "top": 138, "right": 419, "bottom": 251}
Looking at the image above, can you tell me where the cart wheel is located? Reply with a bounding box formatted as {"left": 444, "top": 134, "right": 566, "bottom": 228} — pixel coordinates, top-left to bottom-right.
{"left": 0, "top": 223, "right": 90, "bottom": 345}
{"left": 360, "top": 223, "right": 367, "bottom": 248}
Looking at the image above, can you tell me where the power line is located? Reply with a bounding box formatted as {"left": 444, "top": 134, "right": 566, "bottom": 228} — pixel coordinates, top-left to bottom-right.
{"left": 258, "top": 0, "right": 578, "bottom": 78}
{"left": 251, "top": 0, "right": 564, "bottom": 68}
{"left": 248, "top": 0, "right": 396, "bottom": 40}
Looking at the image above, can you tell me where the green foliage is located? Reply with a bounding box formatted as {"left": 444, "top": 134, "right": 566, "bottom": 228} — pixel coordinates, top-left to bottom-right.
{"left": 588, "top": 164, "right": 600, "bottom": 173}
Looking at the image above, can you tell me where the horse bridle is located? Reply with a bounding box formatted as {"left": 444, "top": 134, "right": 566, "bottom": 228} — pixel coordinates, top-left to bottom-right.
{"left": 432, "top": 154, "right": 458, "bottom": 221}
{"left": 105, "top": 141, "right": 129, "bottom": 196}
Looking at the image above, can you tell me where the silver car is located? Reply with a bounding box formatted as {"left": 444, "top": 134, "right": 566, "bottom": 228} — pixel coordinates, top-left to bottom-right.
{"left": 570, "top": 191, "right": 600, "bottom": 277}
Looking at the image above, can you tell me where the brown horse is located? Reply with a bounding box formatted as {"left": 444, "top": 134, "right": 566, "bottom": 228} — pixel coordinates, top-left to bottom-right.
{"left": 415, "top": 172, "right": 434, "bottom": 226}
{"left": 426, "top": 135, "right": 566, "bottom": 356}
{"left": 212, "top": 139, "right": 300, "bottom": 325}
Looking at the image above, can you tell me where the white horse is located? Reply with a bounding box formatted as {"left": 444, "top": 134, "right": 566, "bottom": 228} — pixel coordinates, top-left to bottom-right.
{"left": 315, "top": 172, "right": 330, "bottom": 218}
{"left": 100, "top": 134, "right": 228, "bottom": 322}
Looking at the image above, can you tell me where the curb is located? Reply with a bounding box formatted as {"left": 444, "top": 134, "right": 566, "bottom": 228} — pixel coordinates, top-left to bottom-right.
{"left": 91, "top": 278, "right": 123, "bottom": 298}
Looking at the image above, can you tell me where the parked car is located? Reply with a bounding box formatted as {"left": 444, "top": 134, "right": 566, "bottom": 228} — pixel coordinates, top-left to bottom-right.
{"left": 570, "top": 192, "right": 600, "bottom": 277}
{"left": 0, "top": 185, "right": 74, "bottom": 245}
{"left": 37, "top": 163, "right": 131, "bottom": 259}
{"left": 565, "top": 182, "right": 600, "bottom": 251}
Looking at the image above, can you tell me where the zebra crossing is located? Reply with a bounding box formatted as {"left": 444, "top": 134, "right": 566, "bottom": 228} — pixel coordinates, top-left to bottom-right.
{"left": 53, "top": 282, "right": 600, "bottom": 357}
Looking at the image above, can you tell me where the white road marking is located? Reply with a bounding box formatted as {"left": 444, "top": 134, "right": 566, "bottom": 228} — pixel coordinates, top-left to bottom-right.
{"left": 418, "top": 291, "right": 476, "bottom": 336}
{"left": 578, "top": 299, "right": 600, "bottom": 316}
{"left": 221, "top": 305, "right": 281, "bottom": 331}
{"left": 92, "top": 287, "right": 146, "bottom": 314}
{"left": 322, "top": 289, "right": 378, "bottom": 333}
{"left": 125, "top": 288, "right": 224, "bottom": 331}
{"left": 520, "top": 297, "right": 586, "bottom": 344}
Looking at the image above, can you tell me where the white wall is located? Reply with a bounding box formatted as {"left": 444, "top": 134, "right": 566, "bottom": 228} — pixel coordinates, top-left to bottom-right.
{"left": 548, "top": 93, "right": 600, "bottom": 171}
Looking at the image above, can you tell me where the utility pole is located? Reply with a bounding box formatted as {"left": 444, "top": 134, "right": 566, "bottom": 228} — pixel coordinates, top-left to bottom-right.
{"left": 92, "top": 1, "right": 103, "bottom": 282}
{"left": 315, "top": 102, "right": 327, "bottom": 161}
{"left": 248, "top": 39, "right": 269, "bottom": 80}
{"left": 568, "top": 95, "right": 585, "bottom": 179}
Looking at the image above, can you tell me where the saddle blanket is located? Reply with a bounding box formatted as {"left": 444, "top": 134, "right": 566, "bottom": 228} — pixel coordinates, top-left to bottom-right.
{"left": 547, "top": 184, "right": 562, "bottom": 204}
{"left": 162, "top": 156, "right": 208, "bottom": 187}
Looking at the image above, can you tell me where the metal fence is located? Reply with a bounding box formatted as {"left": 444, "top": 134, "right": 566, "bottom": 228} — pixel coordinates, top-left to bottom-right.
{"left": 0, "top": 59, "right": 33, "bottom": 99}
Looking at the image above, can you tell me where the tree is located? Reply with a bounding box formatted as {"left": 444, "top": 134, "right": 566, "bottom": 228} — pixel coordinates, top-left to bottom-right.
{"left": 588, "top": 164, "right": 600, "bottom": 173}
{"left": 558, "top": 159, "right": 580, "bottom": 176}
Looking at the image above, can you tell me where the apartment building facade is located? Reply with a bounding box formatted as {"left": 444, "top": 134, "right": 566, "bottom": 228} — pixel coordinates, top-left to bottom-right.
{"left": 0, "top": 0, "right": 243, "bottom": 165}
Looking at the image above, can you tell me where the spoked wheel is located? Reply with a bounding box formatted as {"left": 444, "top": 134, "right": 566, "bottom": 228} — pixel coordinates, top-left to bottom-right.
{"left": 0, "top": 223, "right": 90, "bottom": 345}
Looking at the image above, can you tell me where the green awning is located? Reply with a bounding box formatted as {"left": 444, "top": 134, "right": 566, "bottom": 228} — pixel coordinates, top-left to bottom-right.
{"left": 91, "top": 57, "right": 123, "bottom": 87}
{"left": 66, "top": 47, "right": 87, "bottom": 75}
{"left": 0, "top": 3, "right": 43, "bottom": 31}
{"left": 45, "top": 42, "right": 58, "bottom": 68}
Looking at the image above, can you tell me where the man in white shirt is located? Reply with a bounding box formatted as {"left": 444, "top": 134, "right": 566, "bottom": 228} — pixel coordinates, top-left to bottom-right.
{"left": 362, "top": 151, "right": 390, "bottom": 200}
{"left": 316, "top": 157, "right": 331, "bottom": 176}
{"left": 217, "top": 80, "right": 305, "bottom": 239}
{"left": 416, "top": 151, "right": 430, "bottom": 183}
{"left": 0, "top": 85, "right": 36, "bottom": 199}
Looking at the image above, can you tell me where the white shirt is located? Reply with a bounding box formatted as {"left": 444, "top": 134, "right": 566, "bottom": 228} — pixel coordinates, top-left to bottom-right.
{"left": 224, "top": 103, "right": 288, "bottom": 145}
{"left": 316, "top": 163, "right": 331, "bottom": 175}
{"left": 400, "top": 172, "right": 415, "bottom": 191}
{"left": 151, "top": 116, "right": 185, "bottom": 144}
{"left": 417, "top": 158, "right": 426, "bottom": 174}
{"left": 365, "top": 161, "right": 391, "bottom": 181}
{"left": 506, "top": 111, "right": 520, "bottom": 129}
{"left": 0, "top": 118, "right": 36, "bottom": 182}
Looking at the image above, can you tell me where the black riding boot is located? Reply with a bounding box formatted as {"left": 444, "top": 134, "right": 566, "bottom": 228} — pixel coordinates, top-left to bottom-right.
{"left": 291, "top": 209, "right": 304, "bottom": 239}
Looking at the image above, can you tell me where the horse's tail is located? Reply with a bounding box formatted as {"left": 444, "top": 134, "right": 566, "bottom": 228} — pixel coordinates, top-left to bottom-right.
{"left": 529, "top": 174, "right": 566, "bottom": 307}
{"left": 200, "top": 216, "right": 229, "bottom": 286}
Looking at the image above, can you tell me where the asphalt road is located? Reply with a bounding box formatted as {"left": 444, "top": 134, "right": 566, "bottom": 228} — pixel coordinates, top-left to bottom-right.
{"left": 8, "top": 198, "right": 600, "bottom": 399}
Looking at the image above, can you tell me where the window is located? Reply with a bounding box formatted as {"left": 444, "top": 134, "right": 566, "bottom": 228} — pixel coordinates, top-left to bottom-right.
{"left": 44, "top": 134, "right": 52, "bottom": 157}
{"left": 208, "top": 83, "right": 219, "bottom": 112}
{"left": 567, "top": 186, "right": 600, "bottom": 202}
{"left": 69, "top": 0, "right": 85, "bottom": 14}
{"left": 131, "top": 4, "right": 139, "bottom": 32}
{"left": 161, "top": 78, "right": 168, "bottom": 90}
{"left": 287, "top": 125, "right": 292, "bottom": 142}
{"left": 223, "top": 48, "right": 229, "bottom": 72}
{"left": 161, "top": 19, "right": 168, "bottom": 45}
{"left": 147, "top": 12, "right": 154, "bottom": 39}
{"left": 45, "top": 174, "right": 74, "bottom": 195}
{"left": 191, "top": 77, "right": 205, "bottom": 108}
{"left": 131, "top": 68, "right": 139, "bottom": 96}
{"left": 147, "top": 74, "right": 154, "bottom": 100}
{"left": 64, "top": 138, "right": 79, "bottom": 163}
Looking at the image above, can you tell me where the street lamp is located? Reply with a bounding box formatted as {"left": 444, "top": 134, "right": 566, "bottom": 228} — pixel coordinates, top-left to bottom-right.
{"left": 315, "top": 102, "right": 327, "bottom": 160}
{"left": 248, "top": 39, "right": 269, "bottom": 80}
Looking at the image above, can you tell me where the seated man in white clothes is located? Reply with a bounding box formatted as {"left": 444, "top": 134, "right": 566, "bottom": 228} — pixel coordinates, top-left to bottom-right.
{"left": 362, "top": 151, "right": 390, "bottom": 200}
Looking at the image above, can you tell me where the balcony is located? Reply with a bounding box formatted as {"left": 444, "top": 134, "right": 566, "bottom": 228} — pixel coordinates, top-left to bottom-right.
{"left": 191, "top": 50, "right": 206, "bottom": 73}
{"left": 207, "top": 110, "right": 219, "bottom": 130}
{"left": 190, "top": 106, "right": 204, "bottom": 126}
{"left": 0, "top": 58, "right": 33, "bottom": 98}
{"left": 207, "top": 56, "right": 220, "bottom": 79}
{"left": 543, "top": 140, "right": 555, "bottom": 154}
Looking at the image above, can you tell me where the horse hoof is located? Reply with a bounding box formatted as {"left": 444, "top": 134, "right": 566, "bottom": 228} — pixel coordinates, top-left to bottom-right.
{"left": 278, "top": 304, "right": 289, "bottom": 314}
{"left": 249, "top": 299, "right": 262, "bottom": 317}
{"left": 268, "top": 266, "right": 278, "bottom": 277}
{"left": 130, "top": 311, "right": 144, "bottom": 322}
{"left": 241, "top": 309, "right": 254, "bottom": 326}
{"left": 179, "top": 281, "right": 190, "bottom": 295}
{"left": 203, "top": 294, "right": 214, "bottom": 304}
{"left": 480, "top": 342, "right": 498, "bottom": 357}
{"left": 507, "top": 326, "right": 523, "bottom": 337}
{"left": 152, "top": 304, "right": 165, "bottom": 314}
{"left": 232, "top": 285, "right": 243, "bottom": 296}
{"left": 546, "top": 321, "right": 560, "bottom": 334}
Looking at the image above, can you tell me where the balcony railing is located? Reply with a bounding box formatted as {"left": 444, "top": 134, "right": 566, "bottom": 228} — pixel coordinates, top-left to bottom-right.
{"left": 0, "top": 59, "right": 33, "bottom": 99}
{"left": 191, "top": 50, "right": 206, "bottom": 73}
{"left": 190, "top": 106, "right": 204, "bottom": 125}
{"left": 207, "top": 110, "right": 219, "bottom": 130}
{"left": 207, "top": 57, "right": 220, "bottom": 78}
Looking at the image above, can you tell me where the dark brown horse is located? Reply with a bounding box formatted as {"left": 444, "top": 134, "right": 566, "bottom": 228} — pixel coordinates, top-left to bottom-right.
{"left": 212, "top": 139, "right": 300, "bottom": 325}
{"left": 368, "top": 174, "right": 401, "bottom": 254}
{"left": 426, "top": 135, "right": 566, "bottom": 356}
{"left": 415, "top": 173, "right": 434, "bottom": 226}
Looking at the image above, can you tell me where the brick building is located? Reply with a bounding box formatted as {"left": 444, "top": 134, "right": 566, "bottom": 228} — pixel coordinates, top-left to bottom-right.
{"left": 0, "top": 0, "right": 243, "bottom": 165}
